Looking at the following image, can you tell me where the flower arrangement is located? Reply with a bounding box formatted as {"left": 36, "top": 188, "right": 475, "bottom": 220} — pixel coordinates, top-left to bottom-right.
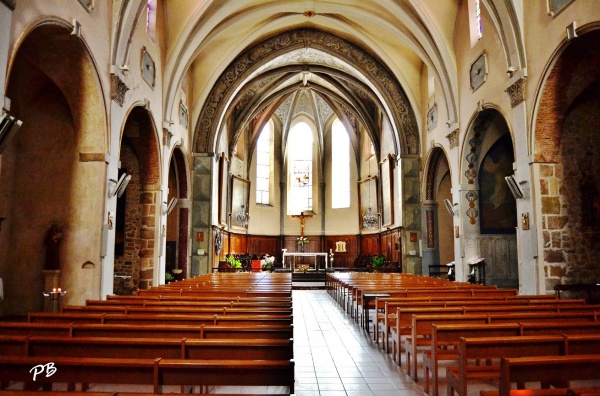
{"left": 262, "top": 254, "right": 275, "bottom": 271}
{"left": 297, "top": 237, "right": 308, "bottom": 245}
{"left": 165, "top": 272, "right": 175, "bottom": 283}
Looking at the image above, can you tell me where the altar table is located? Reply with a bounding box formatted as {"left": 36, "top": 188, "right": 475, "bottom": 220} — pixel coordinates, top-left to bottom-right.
{"left": 282, "top": 252, "right": 329, "bottom": 272}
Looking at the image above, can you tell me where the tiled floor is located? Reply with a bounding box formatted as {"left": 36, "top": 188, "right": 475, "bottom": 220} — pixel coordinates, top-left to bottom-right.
{"left": 292, "top": 289, "right": 425, "bottom": 396}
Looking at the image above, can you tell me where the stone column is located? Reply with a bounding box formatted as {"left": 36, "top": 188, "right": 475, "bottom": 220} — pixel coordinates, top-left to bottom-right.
{"left": 421, "top": 200, "right": 440, "bottom": 272}
{"left": 191, "top": 153, "right": 214, "bottom": 276}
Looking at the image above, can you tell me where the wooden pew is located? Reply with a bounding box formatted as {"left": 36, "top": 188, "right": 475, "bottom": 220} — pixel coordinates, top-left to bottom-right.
{"left": 0, "top": 356, "right": 295, "bottom": 393}
{"left": 0, "top": 322, "right": 294, "bottom": 339}
{"left": 423, "top": 323, "right": 523, "bottom": 396}
{"left": 61, "top": 305, "right": 292, "bottom": 316}
{"left": 446, "top": 336, "right": 568, "bottom": 396}
{"left": 0, "top": 335, "right": 293, "bottom": 361}
{"left": 424, "top": 325, "right": 600, "bottom": 396}
{"left": 28, "top": 312, "right": 293, "bottom": 326}
{"left": 498, "top": 355, "right": 600, "bottom": 396}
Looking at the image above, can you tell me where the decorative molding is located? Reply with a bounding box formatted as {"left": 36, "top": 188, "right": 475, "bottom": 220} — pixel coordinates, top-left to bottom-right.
{"left": 505, "top": 77, "right": 527, "bottom": 108}
{"left": 446, "top": 129, "right": 459, "bottom": 149}
{"left": 425, "top": 149, "right": 443, "bottom": 200}
{"left": 110, "top": 74, "right": 129, "bottom": 107}
{"left": 196, "top": 29, "right": 418, "bottom": 154}
{"left": 163, "top": 129, "right": 173, "bottom": 147}
{"left": 426, "top": 209, "right": 435, "bottom": 249}
{"left": 274, "top": 94, "right": 294, "bottom": 127}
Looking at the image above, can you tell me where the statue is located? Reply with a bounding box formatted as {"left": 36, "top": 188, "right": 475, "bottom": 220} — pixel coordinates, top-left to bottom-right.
{"left": 44, "top": 224, "right": 63, "bottom": 270}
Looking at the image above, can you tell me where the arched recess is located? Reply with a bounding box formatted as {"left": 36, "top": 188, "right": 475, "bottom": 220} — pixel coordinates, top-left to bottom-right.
{"left": 0, "top": 20, "right": 107, "bottom": 314}
{"left": 460, "top": 108, "right": 518, "bottom": 288}
{"left": 165, "top": 147, "right": 190, "bottom": 279}
{"left": 422, "top": 147, "right": 454, "bottom": 271}
{"left": 532, "top": 28, "right": 600, "bottom": 292}
{"left": 114, "top": 106, "right": 161, "bottom": 292}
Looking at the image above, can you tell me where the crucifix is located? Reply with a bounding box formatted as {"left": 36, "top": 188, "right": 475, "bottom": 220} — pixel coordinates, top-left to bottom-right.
{"left": 292, "top": 212, "right": 313, "bottom": 237}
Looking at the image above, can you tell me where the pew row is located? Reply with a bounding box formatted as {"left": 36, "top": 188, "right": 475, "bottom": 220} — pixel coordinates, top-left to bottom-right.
{"left": 0, "top": 356, "right": 295, "bottom": 394}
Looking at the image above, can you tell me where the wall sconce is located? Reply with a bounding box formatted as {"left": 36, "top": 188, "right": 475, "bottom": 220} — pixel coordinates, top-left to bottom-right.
{"left": 505, "top": 175, "right": 524, "bottom": 199}
{"left": 444, "top": 199, "right": 459, "bottom": 216}
{"left": 0, "top": 112, "right": 23, "bottom": 153}
{"left": 163, "top": 197, "right": 178, "bottom": 215}
{"left": 109, "top": 173, "right": 132, "bottom": 198}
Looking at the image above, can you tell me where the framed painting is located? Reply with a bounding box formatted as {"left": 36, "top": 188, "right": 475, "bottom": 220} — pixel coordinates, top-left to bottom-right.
{"left": 380, "top": 154, "right": 394, "bottom": 227}
{"left": 230, "top": 175, "right": 250, "bottom": 231}
{"left": 358, "top": 176, "right": 378, "bottom": 230}
{"left": 218, "top": 153, "right": 229, "bottom": 227}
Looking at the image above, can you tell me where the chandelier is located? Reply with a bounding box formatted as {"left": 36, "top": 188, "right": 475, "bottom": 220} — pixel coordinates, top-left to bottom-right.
{"left": 362, "top": 206, "right": 379, "bottom": 229}
{"left": 236, "top": 204, "right": 250, "bottom": 227}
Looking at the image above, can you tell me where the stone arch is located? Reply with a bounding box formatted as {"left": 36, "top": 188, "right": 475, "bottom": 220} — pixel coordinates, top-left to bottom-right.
{"left": 532, "top": 28, "right": 600, "bottom": 289}
{"left": 165, "top": 147, "right": 190, "bottom": 279}
{"left": 459, "top": 108, "right": 518, "bottom": 287}
{"left": 115, "top": 105, "right": 161, "bottom": 291}
{"left": 1, "top": 19, "right": 107, "bottom": 314}
{"left": 194, "top": 28, "right": 418, "bottom": 157}
{"left": 422, "top": 147, "right": 454, "bottom": 270}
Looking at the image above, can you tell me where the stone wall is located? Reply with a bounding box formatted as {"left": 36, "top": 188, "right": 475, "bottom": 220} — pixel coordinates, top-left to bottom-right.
{"left": 536, "top": 31, "right": 600, "bottom": 292}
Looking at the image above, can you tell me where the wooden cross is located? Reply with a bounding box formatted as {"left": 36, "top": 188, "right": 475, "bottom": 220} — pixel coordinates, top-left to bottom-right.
{"left": 292, "top": 212, "right": 313, "bottom": 237}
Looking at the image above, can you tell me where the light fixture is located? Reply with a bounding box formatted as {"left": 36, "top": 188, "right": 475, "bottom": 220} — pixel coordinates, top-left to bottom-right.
{"left": 444, "top": 199, "right": 459, "bottom": 216}
{"left": 109, "top": 173, "right": 132, "bottom": 198}
{"left": 505, "top": 175, "right": 524, "bottom": 199}
{"left": 163, "top": 197, "right": 178, "bottom": 215}
{"left": 0, "top": 112, "right": 22, "bottom": 153}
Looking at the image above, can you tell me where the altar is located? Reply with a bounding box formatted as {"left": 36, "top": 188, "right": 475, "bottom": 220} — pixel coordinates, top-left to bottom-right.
{"left": 282, "top": 252, "right": 329, "bottom": 272}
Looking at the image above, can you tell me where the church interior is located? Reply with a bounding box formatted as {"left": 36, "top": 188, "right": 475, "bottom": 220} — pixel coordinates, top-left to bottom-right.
{"left": 1, "top": 0, "right": 600, "bottom": 394}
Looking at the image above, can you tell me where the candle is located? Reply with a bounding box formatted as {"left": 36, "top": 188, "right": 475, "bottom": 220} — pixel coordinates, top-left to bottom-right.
{"left": 58, "top": 288, "right": 61, "bottom": 293}
{"left": 53, "top": 288, "right": 56, "bottom": 293}
{"left": 329, "top": 249, "right": 332, "bottom": 254}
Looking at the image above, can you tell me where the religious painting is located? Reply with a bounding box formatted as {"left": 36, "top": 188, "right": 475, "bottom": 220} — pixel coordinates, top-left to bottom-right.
{"left": 380, "top": 155, "right": 395, "bottom": 227}
{"left": 141, "top": 47, "right": 155, "bottom": 88}
{"left": 478, "top": 135, "right": 517, "bottom": 234}
{"left": 218, "top": 153, "right": 229, "bottom": 226}
{"left": 230, "top": 175, "right": 250, "bottom": 231}
{"left": 358, "top": 176, "right": 378, "bottom": 230}
{"left": 548, "top": 0, "right": 575, "bottom": 17}
{"left": 470, "top": 52, "right": 487, "bottom": 92}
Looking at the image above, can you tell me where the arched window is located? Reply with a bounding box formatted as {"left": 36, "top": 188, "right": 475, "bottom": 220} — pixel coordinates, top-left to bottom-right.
{"left": 288, "top": 121, "right": 313, "bottom": 214}
{"left": 256, "top": 121, "right": 272, "bottom": 204}
{"left": 332, "top": 119, "right": 350, "bottom": 208}
{"left": 469, "top": 0, "right": 483, "bottom": 47}
{"left": 146, "top": 0, "right": 157, "bottom": 41}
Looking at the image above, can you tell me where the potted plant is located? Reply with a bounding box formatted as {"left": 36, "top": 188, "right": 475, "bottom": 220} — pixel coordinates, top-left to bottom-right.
{"left": 371, "top": 255, "right": 386, "bottom": 272}
{"left": 226, "top": 254, "right": 242, "bottom": 270}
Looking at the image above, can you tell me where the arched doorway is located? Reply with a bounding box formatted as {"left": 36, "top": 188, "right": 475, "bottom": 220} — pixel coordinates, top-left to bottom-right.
{"left": 422, "top": 148, "right": 455, "bottom": 272}
{"left": 0, "top": 21, "right": 106, "bottom": 314}
{"left": 460, "top": 109, "right": 518, "bottom": 287}
{"left": 114, "top": 106, "right": 160, "bottom": 293}
{"left": 533, "top": 29, "right": 600, "bottom": 291}
{"left": 165, "top": 148, "right": 189, "bottom": 280}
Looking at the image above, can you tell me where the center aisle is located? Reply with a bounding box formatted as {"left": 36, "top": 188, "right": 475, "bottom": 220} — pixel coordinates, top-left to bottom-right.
{"left": 293, "top": 289, "right": 425, "bottom": 396}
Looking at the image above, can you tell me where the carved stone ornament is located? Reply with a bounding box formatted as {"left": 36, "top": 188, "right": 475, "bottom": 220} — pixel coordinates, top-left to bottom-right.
{"left": 110, "top": 74, "right": 129, "bottom": 107}
{"left": 446, "top": 129, "right": 459, "bottom": 149}
{"left": 196, "top": 29, "right": 418, "bottom": 154}
{"left": 163, "top": 129, "right": 173, "bottom": 147}
{"left": 505, "top": 77, "right": 527, "bottom": 108}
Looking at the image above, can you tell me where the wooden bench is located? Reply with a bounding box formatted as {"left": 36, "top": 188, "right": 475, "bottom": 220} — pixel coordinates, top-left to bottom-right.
{"left": 0, "top": 335, "right": 293, "bottom": 361}
{"left": 0, "top": 355, "right": 295, "bottom": 393}
{"left": 28, "top": 312, "right": 293, "bottom": 326}
{"left": 0, "top": 322, "right": 294, "bottom": 339}
{"left": 499, "top": 355, "right": 600, "bottom": 396}
{"left": 447, "top": 336, "right": 568, "bottom": 396}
